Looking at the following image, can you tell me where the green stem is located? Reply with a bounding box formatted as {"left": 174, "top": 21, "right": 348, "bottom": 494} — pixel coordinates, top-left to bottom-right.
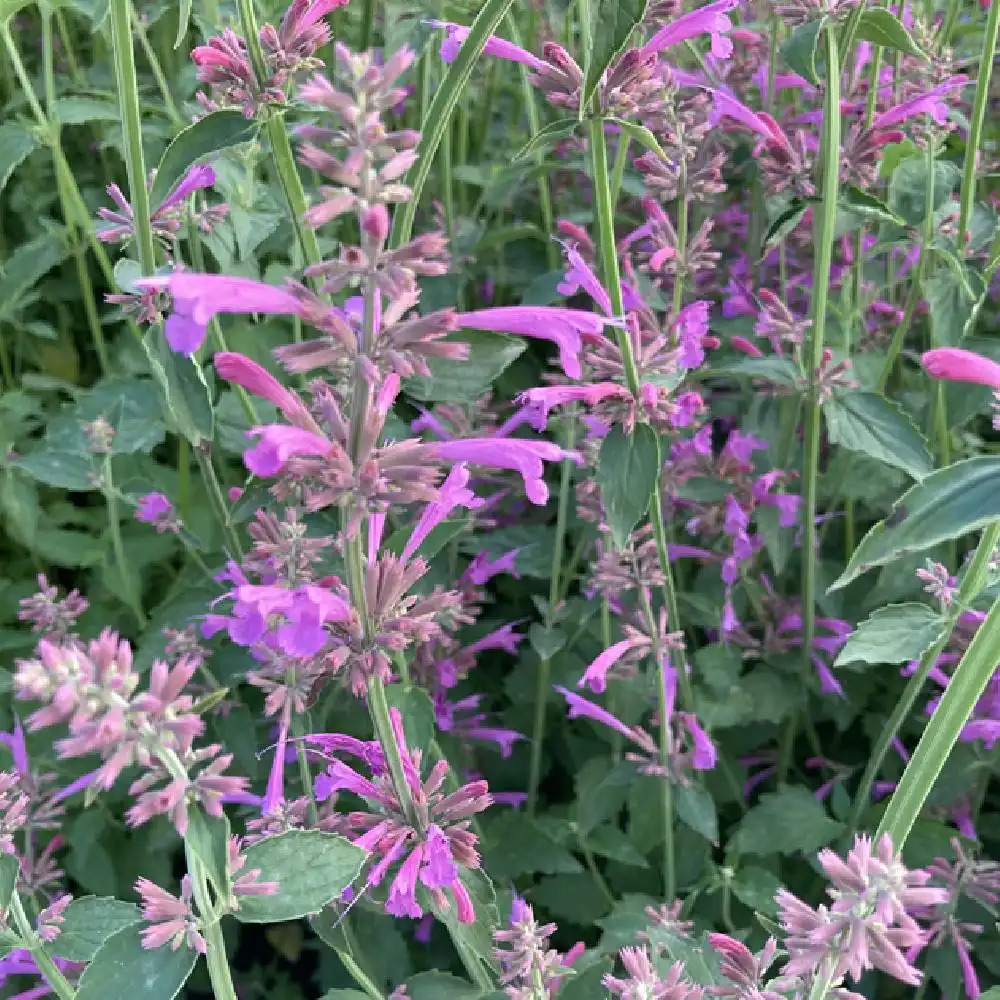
{"left": 265, "top": 117, "right": 324, "bottom": 270}
{"left": 132, "top": 4, "right": 184, "bottom": 128}
{"left": 109, "top": 0, "right": 157, "bottom": 274}
{"left": 185, "top": 844, "right": 239, "bottom": 1000}
{"left": 103, "top": 456, "right": 147, "bottom": 626}
{"left": 957, "top": 0, "right": 1000, "bottom": 251}
{"left": 587, "top": 114, "right": 640, "bottom": 393}
{"left": 879, "top": 577, "right": 1000, "bottom": 848}
{"left": 9, "top": 893, "right": 76, "bottom": 1000}
{"left": 195, "top": 445, "right": 243, "bottom": 557}
{"left": 849, "top": 522, "right": 1000, "bottom": 832}
{"left": 785, "top": 24, "right": 840, "bottom": 783}
{"left": 527, "top": 419, "right": 577, "bottom": 816}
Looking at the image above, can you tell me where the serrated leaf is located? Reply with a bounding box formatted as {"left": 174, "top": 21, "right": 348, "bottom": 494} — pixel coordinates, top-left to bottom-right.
{"left": 831, "top": 457, "right": 1000, "bottom": 590}
{"left": 780, "top": 18, "right": 826, "bottom": 86}
{"left": 675, "top": 782, "right": 719, "bottom": 844}
{"left": 0, "top": 122, "right": 37, "bottom": 195}
{"left": 924, "top": 262, "right": 987, "bottom": 347}
{"left": 404, "top": 972, "right": 482, "bottom": 1000}
{"left": 149, "top": 110, "right": 258, "bottom": 208}
{"left": 74, "top": 925, "right": 197, "bottom": 1000}
{"left": 184, "top": 809, "right": 231, "bottom": 900}
{"left": 142, "top": 330, "right": 215, "bottom": 445}
{"left": 585, "top": 825, "right": 649, "bottom": 867}
{"left": 0, "top": 230, "right": 71, "bottom": 320}
{"left": 596, "top": 424, "right": 660, "bottom": 549}
{"left": 715, "top": 356, "right": 801, "bottom": 387}
{"left": 839, "top": 184, "right": 905, "bottom": 225}
{"left": 854, "top": 8, "right": 923, "bottom": 56}
{"left": 606, "top": 117, "right": 668, "bottom": 161}
{"left": 234, "top": 831, "right": 366, "bottom": 923}
{"left": 49, "top": 897, "right": 141, "bottom": 962}
{"left": 730, "top": 786, "right": 843, "bottom": 856}
{"left": 730, "top": 866, "right": 782, "bottom": 916}
{"left": 887, "top": 157, "right": 961, "bottom": 227}
{"left": 484, "top": 813, "right": 583, "bottom": 878}
{"left": 515, "top": 117, "right": 579, "bottom": 159}
{"left": 529, "top": 623, "right": 566, "bottom": 660}
{"left": 0, "top": 471, "right": 39, "bottom": 545}
{"left": 0, "top": 854, "right": 18, "bottom": 912}
{"left": 823, "top": 391, "right": 931, "bottom": 480}
{"left": 405, "top": 331, "right": 525, "bottom": 402}
{"left": 836, "top": 603, "right": 948, "bottom": 666}
{"left": 581, "top": 0, "right": 648, "bottom": 111}
{"left": 14, "top": 450, "right": 97, "bottom": 491}
{"left": 762, "top": 199, "right": 814, "bottom": 253}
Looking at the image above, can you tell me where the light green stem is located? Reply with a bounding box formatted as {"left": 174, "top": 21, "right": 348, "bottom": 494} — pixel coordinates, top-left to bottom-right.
{"left": 785, "top": 24, "right": 840, "bottom": 782}
{"left": 185, "top": 844, "right": 239, "bottom": 1000}
{"left": 109, "top": 0, "right": 157, "bottom": 275}
{"left": 958, "top": 0, "right": 1000, "bottom": 251}
{"left": 849, "top": 522, "right": 1000, "bottom": 832}
{"left": 103, "top": 456, "right": 147, "bottom": 626}
{"left": 9, "top": 893, "right": 76, "bottom": 1000}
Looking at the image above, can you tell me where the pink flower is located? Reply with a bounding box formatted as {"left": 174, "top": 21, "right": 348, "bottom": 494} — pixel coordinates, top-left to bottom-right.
{"left": 214, "top": 352, "right": 315, "bottom": 425}
{"left": 431, "top": 21, "right": 546, "bottom": 71}
{"left": 873, "top": 75, "right": 969, "bottom": 128}
{"left": 579, "top": 638, "right": 646, "bottom": 693}
{"left": 641, "top": 0, "right": 739, "bottom": 60}
{"left": 454, "top": 307, "right": 623, "bottom": 378}
{"left": 922, "top": 348, "right": 1000, "bottom": 389}
{"left": 134, "top": 273, "right": 302, "bottom": 355}
{"left": 401, "top": 464, "right": 484, "bottom": 562}
{"left": 244, "top": 425, "right": 333, "bottom": 476}
{"left": 135, "top": 493, "right": 173, "bottom": 524}
{"left": 435, "top": 438, "right": 580, "bottom": 505}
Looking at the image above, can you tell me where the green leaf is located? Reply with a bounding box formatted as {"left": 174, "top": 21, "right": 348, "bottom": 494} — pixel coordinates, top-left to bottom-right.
{"left": 924, "top": 261, "right": 987, "bottom": 347}
{"left": 831, "top": 457, "right": 1000, "bottom": 590}
{"left": 234, "top": 830, "right": 366, "bottom": 923}
{"left": 585, "top": 825, "right": 650, "bottom": 867}
{"left": 0, "top": 122, "right": 37, "bottom": 195}
{"left": 74, "top": 925, "right": 197, "bottom": 1000}
{"left": 675, "top": 782, "right": 719, "bottom": 844}
{"left": 175, "top": 0, "right": 191, "bottom": 48}
{"left": 14, "top": 450, "right": 96, "bottom": 491}
{"left": 142, "top": 330, "right": 215, "bottom": 445}
{"left": 0, "top": 471, "right": 39, "bottom": 545}
{"left": 878, "top": 577, "right": 1000, "bottom": 849}
{"left": 0, "top": 230, "right": 71, "bottom": 320}
{"left": 50, "top": 897, "right": 141, "bottom": 962}
{"left": 582, "top": 0, "right": 648, "bottom": 111}
{"left": 606, "top": 117, "right": 668, "bottom": 162}
{"left": 383, "top": 684, "right": 436, "bottom": 760}
{"left": 515, "top": 118, "right": 579, "bottom": 159}
{"left": 55, "top": 96, "right": 121, "bottom": 124}
{"left": 404, "top": 972, "right": 482, "bottom": 1000}
{"left": 714, "top": 356, "right": 801, "bottom": 388}
{"left": 384, "top": 517, "right": 467, "bottom": 563}
{"left": 853, "top": 8, "right": 923, "bottom": 56}
{"left": 823, "top": 392, "right": 931, "bottom": 480}
{"left": 730, "top": 866, "right": 782, "bottom": 916}
{"left": 529, "top": 623, "right": 566, "bottom": 660}
{"left": 0, "top": 854, "right": 18, "bottom": 911}
{"left": 761, "top": 199, "right": 813, "bottom": 253}
{"left": 838, "top": 184, "right": 905, "bottom": 225}
{"left": 887, "top": 157, "right": 961, "bottom": 227}
{"left": 483, "top": 812, "right": 583, "bottom": 878}
{"left": 730, "top": 786, "right": 843, "bottom": 856}
{"left": 184, "top": 809, "right": 231, "bottom": 899}
{"left": 405, "top": 331, "right": 525, "bottom": 402}
{"left": 149, "top": 110, "right": 258, "bottom": 208}
{"left": 780, "top": 18, "right": 826, "bottom": 86}
{"left": 596, "top": 424, "right": 660, "bottom": 549}
{"left": 836, "top": 603, "right": 949, "bottom": 666}
{"left": 391, "top": 0, "right": 519, "bottom": 247}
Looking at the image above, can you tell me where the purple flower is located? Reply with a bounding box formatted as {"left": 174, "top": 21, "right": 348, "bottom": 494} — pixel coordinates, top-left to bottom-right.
{"left": 244, "top": 425, "right": 333, "bottom": 477}
{"left": 641, "top": 0, "right": 739, "bottom": 60}
{"left": 135, "top": 492, "right": 172, "bottom": 523}
{"left": 579, "top": 637, "right": 647, "bottom": 693}
{"left": 435, "top": 438, "right": 581, "bottom": 506}
{"left": 455, "top": 306, "right": 624, "bottom": 379}
{"left": 431, "top": 21, "right": 546, "bottom": 70}
{"left": 873, "top": 75, "right": 969, "bottom": 129}
{"left": 134, "top": 272, "right": 302, "bottom": 355}
{"left": 401, "top": 464, "right": 484, "bottom": 561}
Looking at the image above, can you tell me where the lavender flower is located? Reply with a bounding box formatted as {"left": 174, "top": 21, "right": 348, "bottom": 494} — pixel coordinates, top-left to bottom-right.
{"left": 135, "top": 876, "right": 207, "bottom": 953}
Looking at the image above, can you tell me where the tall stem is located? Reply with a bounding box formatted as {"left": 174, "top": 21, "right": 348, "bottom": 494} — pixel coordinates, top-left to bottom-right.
{"left": 103, "top": 455, "right": 147, "bottom": 626}
{"left": 785, "top": 25, "right": 840, "bottom": 782}
{"left": 848, "top": 522, "right": 1000, "bottom": 831}
{"left": 185, "top": 843, "right": 239, "bottom": 1000}
{"left": 958, "top": 0, "right": 1000, "bottom": 251}
{"left": 109, "top": 0, "right": 157, "bottom": 275}
{"left": 9, "top": 893, "right": 76, "bottom": 1000}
